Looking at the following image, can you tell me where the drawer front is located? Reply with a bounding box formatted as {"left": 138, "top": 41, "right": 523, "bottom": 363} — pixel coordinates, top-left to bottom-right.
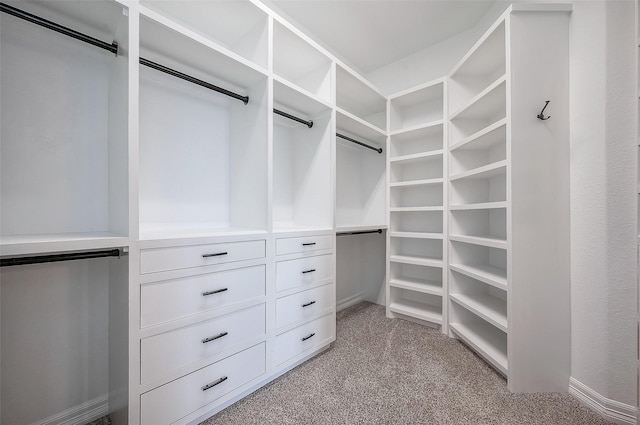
{"left": 275, "top": 234, "right": 333, "bottom": 256}
{"left": 140, "top": 240, "right": 265, "bottom": 274}
{"left": 141, "top": 265, "right": 265, "bottom": 328}
{"left": 141, "top": 304, "right": 265, "bottom": 385}
{"left": 141, "top": 343, "right": 265, "bottom": 425}
{"left": 275, "top": 284, "right": 334, "bottom": 329}
{"left": 275, "top": 254, "right": 333, "bottom": 293}
{"left": 274, "top": 314, "right": 334, "bottom": 366}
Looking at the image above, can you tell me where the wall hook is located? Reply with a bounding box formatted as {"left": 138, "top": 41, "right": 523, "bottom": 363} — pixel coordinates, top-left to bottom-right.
{"left": 537, "top": 100, "right": 551, "bottom": 120}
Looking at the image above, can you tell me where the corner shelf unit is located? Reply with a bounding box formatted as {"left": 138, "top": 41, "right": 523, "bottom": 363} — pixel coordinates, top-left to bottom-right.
{"left": 386, "top": 79, "right": 447, "bottom": 331}
{"left": 447, "top": 6, "right": 571, "bottom": 393}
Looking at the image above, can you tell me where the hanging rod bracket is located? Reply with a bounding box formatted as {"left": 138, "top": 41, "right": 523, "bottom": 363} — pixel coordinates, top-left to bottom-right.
{"left": 537, "top": 100, "right": 551, "bottom": 120}
{"left": 336, "top": 133, "right": 382, "bottom": 154}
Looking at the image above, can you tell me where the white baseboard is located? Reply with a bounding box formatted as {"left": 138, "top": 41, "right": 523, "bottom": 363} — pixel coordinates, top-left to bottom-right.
{"left": 569, "top": 377, "right": 637, "bottom": 425}
{"left": 30, "top": 394, "right": 109, "bottom": 425}
{"left": 336, "top": 292, "right": 364, "bottom": 312}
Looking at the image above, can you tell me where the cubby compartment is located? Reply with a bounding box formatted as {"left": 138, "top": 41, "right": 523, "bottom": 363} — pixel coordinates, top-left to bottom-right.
{"left": 336, "top": 112, "right": 386, "bottom": 229}
{"left": 390, "top": 238, "right": 443, "bottom": 266}
{"left": 273, "top": 83, "right": 333, "bottom": 232}
{"left": 390, "top": 211, "right": 443, "bottom": 235}
{"left": 139, "top": 0, "right": 268, "bottom": 69}
{"left": 449, "top": 271, "right": 507, "bottom": 332}
{"left": 1, "top": 253, "right": 128, "bottom": 425}
{"left": 449, "top": 301, "right": 507, "bottom": 375}
{"left": 449, "top": 20, "right": 505, "bottom": 113}
{"left": 389, "top": 287, "right": 443, "bottom": 324}
{"left": 390, "top": 184, "right": 443, "bottom": 208}
{"left": 274, "top": 21, "right": 332, "bottom": 103}
{"left": 390, "top": 153, "right": 444, "bottom": 184}
{"left": 450, "top": 208, "right": 507, "bottom": 248}
{"left": 389, "top": 263, "right": 443, "bottom": 296}
{"left": 336, "top": 64, "right": 387, "bottom": 131}
{"left": 450, "top": 168, "right": 506, "bottom": 207}
{"left": 389, "top": 80, "right": 444, "bottom": 132}
{"left": 0, "top": 0, "right": 130, "bottom": 255}
{"left": 449, "top": 241, "right": 507, "bottom": 290}
{"left": 138, "top": 13, "right": 268, "bottom": 239}
{"left": 390, "top": 123, "right": 443, "bottom": 158}
{"left": 450, "top": 121, "right": 506, "bottom": 175}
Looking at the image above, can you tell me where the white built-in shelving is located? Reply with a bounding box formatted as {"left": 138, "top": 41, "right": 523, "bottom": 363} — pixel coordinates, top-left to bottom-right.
{"left": 336, "top": 64, "right": 387, "bottom": 131}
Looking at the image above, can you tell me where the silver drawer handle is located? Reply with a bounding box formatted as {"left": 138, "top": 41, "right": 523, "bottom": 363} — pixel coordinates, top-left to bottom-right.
{"left": 302, "top": 301, "right": 316, "bottom": 308}
{"left": 302, "top": 269, "right": 316, "bottom": 274}
{"left": 202, "top": 332, "right": 228, "bottom": 344}
{"left": 301, "top": 333, "right": 315, "bottom": 341}
{"left": 202, "top": 252, "right": 228, "bottom": 258}
{"left": 302, "top": 242, "right": 316, "bottom": 246}
{"left": 202, "top": 376, "right": 228, "bottom": 391}
{"left": 202, "top": 288, "right": 228, "bottom": 296}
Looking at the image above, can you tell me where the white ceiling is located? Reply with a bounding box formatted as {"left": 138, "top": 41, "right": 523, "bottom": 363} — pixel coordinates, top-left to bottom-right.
{"left": 267, "top": 0, "right": 497, "bottom": 74}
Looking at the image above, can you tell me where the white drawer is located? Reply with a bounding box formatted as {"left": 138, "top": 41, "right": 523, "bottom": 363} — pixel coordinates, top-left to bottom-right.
{"left": 141, "top": 265, "right": 265, "bottom": 328}
{"left": 275, "top": 284, "right": 334, "bottom": 329}
{"left": 141, "top": 343, "right": 265, "bottom": 425}
{"left": 274, "top": 314, "right": 334, "bottom": 366}
{"left": 275, "top": 234, "right": 333, "bottom": 256}
{"left": 141, "top": 304, "right": 265, "bottom": 385}
{"left": 275, "top": 254, "right": 333, "bottom": 293}
{"left": 140, "top": 240, "right": 265, "bottom": 274}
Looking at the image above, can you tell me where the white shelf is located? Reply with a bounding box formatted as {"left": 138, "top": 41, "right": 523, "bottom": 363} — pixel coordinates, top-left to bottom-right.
{"left": 449, "top": 322, "right": 508, "bottom": 375}
{"left": 0, "top": 233, "right": 129, "bottom": 257}
{"left": 389, "top": 300, "right": 443, "bottom": 325}
{"left": 389, "top": 150, "right": 444, "bottom": 164}
{"left": 336, "top": 225, "right": 387, "bottom": 233}
{"left": 389, "top": 80, "right": 444, "bottom": 132}
{"left": 450, "top": 293, "right": 507, "bottom": 332}
{"left": 390, "top": 122, "right": 444, "bottom": 158}
{"left": 336, "top": 108, "right": 387, "bottom": 142}
{"left": 390, "top": 178, "right": 444, "bottom": 188}
{"left": 390, "top": 232, "right": 443, "bottom": 240}
{"left": 389, "top": 278, "right": 443, "bottom": 296}
{"left": 389, "top": 255, "right": 443, "bottom": 268}
{"left": 449, "top": 201, "right": 507, "bottom": 211}
{"left": 450, "top": 160, "right": 507, "bottom": 181}
{"left": 449, "top": 263, "right": 508, "bottom": 291}
{"left": 449, "top": 234, "right": 507, "bottom": 250}
{"left": 390, "top": 207, "right": 444, "bottom": 212}
{"left": 450, "top": 119, "right": 507, "bottom": 152}
{"left": 450, "top": 76, "right": 507, "bottom": 121}
{"left": 390, "top": 120, "right": 444, "bottom": 137}
{"left": 336, "top": 64, "right": 387, "bottom": 131}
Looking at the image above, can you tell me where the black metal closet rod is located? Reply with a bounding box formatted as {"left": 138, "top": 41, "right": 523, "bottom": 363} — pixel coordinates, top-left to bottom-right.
{"left": 0, "top": 2, "right": 118, "bottom": 55}
{"left": 1, "top": 248, "right": 122, "bottom": 267}
{"left": 140, "top": 57, "right": 249, "bottom": 105}
{"left": 336, "top": 133, "right": 383, "bottom": 154}
{"left": 274, "top": 108, "right": 313, "bottom": 128}
{"left": 337, "top": 229, "right": 383, "bottom": 237}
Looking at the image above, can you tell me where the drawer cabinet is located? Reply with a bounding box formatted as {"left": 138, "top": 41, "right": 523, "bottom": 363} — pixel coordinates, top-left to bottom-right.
{"left": 141, "top": 343, "right": 265, "bottom": 425}
{"left": 141, "top": 304, "right": 265, "bottom": 384}
{"left": 275, "top": 254, "right": 333, "bottom": 292}
{"left": 140, "top": 240, "right": 265, "bottom": 274}
{"left": 275, "top": 234, "right": 333, "bottom": 256}
{"left": 141, "top": 265, "right": 265, "bottom": 328}
{"left": 274, "top": 314, "right": 334, "bottom": 366}
{"left": 275, "top": 284, "right": 334, "bottom": 329}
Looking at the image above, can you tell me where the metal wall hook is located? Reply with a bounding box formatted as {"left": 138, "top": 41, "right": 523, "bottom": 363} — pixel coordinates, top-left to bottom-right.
{"left": 537, "top": 100, "right": 551, "bottom": 120}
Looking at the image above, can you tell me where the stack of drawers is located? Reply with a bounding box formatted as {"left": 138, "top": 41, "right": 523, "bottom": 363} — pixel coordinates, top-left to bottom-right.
{"left": 137, "top": 238, "right": 268, "bottom": 425}
{"left": 273, "top": 234, "right": 336, "bottom": 366}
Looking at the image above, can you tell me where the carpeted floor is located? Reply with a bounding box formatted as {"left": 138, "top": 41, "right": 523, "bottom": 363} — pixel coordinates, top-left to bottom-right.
{"left": 200, "top": 302, "right": 612, "bottom": 425}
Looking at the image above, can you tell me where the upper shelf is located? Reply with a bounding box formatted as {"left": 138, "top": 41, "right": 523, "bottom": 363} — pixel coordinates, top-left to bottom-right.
{"left": 389, "top": 80, "right": 444, "bottom": 133}
{"left": 139, "top": 0, "right": 268, "bottom": 69}
{"left": 336, "top": 64, "right": 387, "bottom": 132}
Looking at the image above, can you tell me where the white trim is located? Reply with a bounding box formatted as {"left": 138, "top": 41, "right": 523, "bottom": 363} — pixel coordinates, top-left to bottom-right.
{"left": 29, "top": 394, "right": 108, "bottom": 425}
{"left": 337, "top": 292, "right": 364, "bottom": 312}
{"left": 569, "top": 377, "right": 637, "bottom": 425}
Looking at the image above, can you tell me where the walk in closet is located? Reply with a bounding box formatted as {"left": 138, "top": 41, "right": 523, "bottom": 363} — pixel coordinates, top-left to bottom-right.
{"left": 0, "top": 1, "right": 582, "bottom": 424}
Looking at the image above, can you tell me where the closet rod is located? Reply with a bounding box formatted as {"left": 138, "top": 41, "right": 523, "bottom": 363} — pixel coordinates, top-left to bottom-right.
{"left": 336, "top": 133, "right": 383, "bottom": 154}
{"left": 274, "top": 108, "right": 313, "bottom": 128}
{"left": 1, "top": 248, "right": 122, "bottom": 267}
{"left": 140, "top": 57, "right": 249, "bottom": 105}
{"left": 336, "top": 229, "right": 383, "bottom": 237}
{"left": 0, "top": 2, "right": 118, "bottom": 55}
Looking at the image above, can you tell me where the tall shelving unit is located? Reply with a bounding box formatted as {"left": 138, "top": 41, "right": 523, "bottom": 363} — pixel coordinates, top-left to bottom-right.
{"left": 447, "top": 5, "right": 571, "bottom": 392}
{"left": 386, "top": 79, "right": 447, "bottom": 329}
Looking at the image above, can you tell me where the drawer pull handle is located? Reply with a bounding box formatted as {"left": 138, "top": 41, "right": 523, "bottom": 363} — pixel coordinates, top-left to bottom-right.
{"left": 202, "top": 288, "right": 228, "bottom": 296}
{"left": 302, "top": 242, "right": 316, "bottom": 246}
{"left": 202, "top": 252, "right": 228, "bottom": 258}
{"left": 301, "top": 333, "right": 316, "bottom": 342}
{"left": 202, "top": 332, "right": 228, "bottom": 344}
{"left": 302, "top": 301, "right": 316, "bottom": 308}
{"left": 302, "top": 269, "right": 316, "bottom": 274}
{"left": 202, "top": 376, "right": 228, "bottom": 391}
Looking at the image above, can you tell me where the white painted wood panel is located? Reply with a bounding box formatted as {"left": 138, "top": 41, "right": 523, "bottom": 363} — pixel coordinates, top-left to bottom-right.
{"left": 274, "top": 314, "right": 334, "bottom": 365}
{"left": 275, "top": 234, "right": 333, "bottom": 256}
{"left": 276, "top": 283, "right": 334, "bottom": 329}
{"left": 275, "top": 254, "right": 333, "bottom": 292}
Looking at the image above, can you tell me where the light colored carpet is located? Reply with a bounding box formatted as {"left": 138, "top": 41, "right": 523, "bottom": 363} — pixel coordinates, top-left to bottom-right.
{"left": 200, "top": 302, "right": 612, "bottom": 425}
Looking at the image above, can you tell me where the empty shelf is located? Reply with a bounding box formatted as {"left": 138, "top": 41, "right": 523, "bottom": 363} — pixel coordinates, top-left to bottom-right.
{"left": 390, "top": 206, "right": 444, "bottom": 212}
{"left": 450, "top": 76, "right": 506, "bottom": 121}
{"left": 449, "top": 234, "right": 507, "bottom": 249}
{"left": 450, "top": 293, "right": 507, "bottom": 332}
{"left": 389, "top": 300, "right": 442, "bottom": 325}
{"left": 389, "top": 178, "right": 444, "bottom": 188}
{"left": 390, "top": 255, "right": 443, "bottom": 268}
{"left": 389, "top": 150, "right": 444, "bottom": 164}
{"left": 450, "top": 160, "right": 507, "bottom": 181}
{"left": 449, "top": 201, "right": 507, "bottom": 211}
{"left": 450, "top": 119, "right": 507, "bottom": 152}
{"left": 449, "top": 263, "right": 507, "bottom": 290}
{"left": 449, "top": 321, "right": 507, "bottom": 375}
{"left": 390, "top": 232, "right": 443, "bottom": 240}
{"left": 389, "top": 278, "right": 443, "bottom": 296}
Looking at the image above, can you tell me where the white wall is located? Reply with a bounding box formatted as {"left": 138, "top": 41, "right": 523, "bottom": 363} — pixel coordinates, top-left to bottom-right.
{"left": 368, "top": 0, "right": 638, "bottom": 409}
